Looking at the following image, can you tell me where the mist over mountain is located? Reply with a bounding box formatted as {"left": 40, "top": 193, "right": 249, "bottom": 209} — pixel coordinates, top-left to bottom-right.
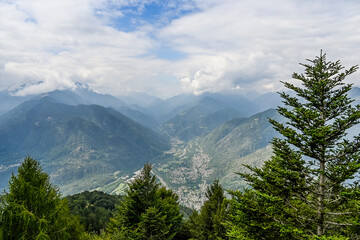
{"left": 0, "top": 90, "right": 34, "bottom": 116}
{"left": 159, "top": 96, "right": 244, "bottom": 141}
{"left": 0, "top": 83, "right": 126, "bottom": 116}
{"left": 118, "top": 92, "right": 164, "bottom": 108}
{"left": 116, "top": 106, "right": 159, "bottom": 129}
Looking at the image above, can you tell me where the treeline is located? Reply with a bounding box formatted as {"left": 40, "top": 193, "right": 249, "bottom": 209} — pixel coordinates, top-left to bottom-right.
{"left": 0, "top": 157, "right": 226, "bottom": 239}
{"left": 1, "top": 52, "right": 360, "bottom": 239}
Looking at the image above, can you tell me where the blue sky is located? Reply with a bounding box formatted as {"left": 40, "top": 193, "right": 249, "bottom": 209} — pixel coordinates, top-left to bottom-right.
{"left": 0, "top": 0, "right": 359, "bottom": 98}
{"left": 108, "top": 1, "right": 195, "bottom": 32}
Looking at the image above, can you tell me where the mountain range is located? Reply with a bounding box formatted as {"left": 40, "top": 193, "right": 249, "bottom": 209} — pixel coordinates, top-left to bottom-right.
{"left": 0, "top": 94, "right": 169, "bottom": 194}
{"left": 0, "top": 84, "right": 359, "bottom": 207}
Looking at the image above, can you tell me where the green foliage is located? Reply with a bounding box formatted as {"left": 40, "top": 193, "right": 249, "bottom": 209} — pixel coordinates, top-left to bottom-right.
{"left": 187, "top": 179, "right": 228, "bottom": 240}
{"left": 310, "top": 236, "right": 349, "bottom": 240}
{"left": 228, "top": 52, "right": 360, "bottom": 239}
{"left": 0, "top": 156, "right": 86, "bottom": 240}
{"left": 67, "top": 190, "right": 122, "bottom": 234}
{"left": 107, "top": 164, "right": 183, "bottom": 239}
{"left": 179, "top": 204, "right": 194, "bottom": 219}
{"left": 83, "top": 231, "right": 113, "bottom": 240}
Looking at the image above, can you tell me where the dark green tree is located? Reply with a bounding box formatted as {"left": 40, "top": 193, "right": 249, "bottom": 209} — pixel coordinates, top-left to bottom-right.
{"left": 187, "top": 179, "right": 228, "bottom": 240}
{"left": 0, "top": 156, "right": 86, "bottom": 240}
{"left": 227, "top": 143, "right": 310, "bottom": 239}
{"left": 67, "top": 190, "right": 123, "bottom": 234}
{"left": 107, "top": 164, "right": 182, "bottom": 239}
{"left": 228, "top": 52, "right": 360, "bottom": 239}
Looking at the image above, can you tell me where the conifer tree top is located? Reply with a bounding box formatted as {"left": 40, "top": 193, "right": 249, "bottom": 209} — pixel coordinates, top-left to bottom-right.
{"left": 233, "top": 52, "right": 360, "bottom": 238}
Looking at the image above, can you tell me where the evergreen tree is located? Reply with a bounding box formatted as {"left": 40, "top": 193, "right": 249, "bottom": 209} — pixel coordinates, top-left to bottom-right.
{"left": 188, "top": 179, "right": 228, "bottom": 240}
{"left": 228, "top": 52, "right": 360, "bottom": 239}
{"left": 107, "top": 164, "right": 182, "bottom": 239}
{"left": 67, "top": 190, "right": 122, "bottom": 234}
{"left": 0, "top": 156, "right": 86, "bottom": 240}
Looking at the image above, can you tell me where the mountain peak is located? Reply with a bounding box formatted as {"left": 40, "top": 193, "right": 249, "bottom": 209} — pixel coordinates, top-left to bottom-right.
{"left": 7, "top": 81, "right": 45, "bottom": 96}
{"left": 74, "top": 82, "right": 91, "bottom": 91}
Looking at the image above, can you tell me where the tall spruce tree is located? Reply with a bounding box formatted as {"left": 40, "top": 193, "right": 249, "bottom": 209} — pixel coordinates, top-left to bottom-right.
{"left": 107, "top": 164, "right": 182, "bottom": 239}
{"left": 0, "top": 156, "right": 85, "bottom": 240}
{"left": 228, "top": 52, "right": 360, "bottom": 239}
{"left": 187, "top": 179, "right": 228, "bottom": 240}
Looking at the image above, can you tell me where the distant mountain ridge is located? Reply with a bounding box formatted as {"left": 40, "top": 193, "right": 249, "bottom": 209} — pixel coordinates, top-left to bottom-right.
{"left": 0, "top": 97, "right": 170, "bottom": 194}
{"left": 0, "top": 83, "right": 358, "bottom": 207}
{"left": 159, "top": 96, "right": 244, "bottom": 141}
{"left": 0, "top": 82, "right": 127, "bottom": 117}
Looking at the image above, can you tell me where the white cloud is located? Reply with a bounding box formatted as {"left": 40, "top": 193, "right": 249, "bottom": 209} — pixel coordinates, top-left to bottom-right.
{"left": 160, "top": 0, "right": 360, "bottom": 95}
{"left": 0, "top": 0, "right": 360, "bottom": 98}
{"left": 0, "top": 0, "right": 164, "bottom": 96}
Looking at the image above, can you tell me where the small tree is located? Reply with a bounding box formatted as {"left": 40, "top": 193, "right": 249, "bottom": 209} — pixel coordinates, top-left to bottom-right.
{"left": 187, "top": 179, "right": 228, "bottom": 240}
{"left": 229, "top": 52, "right": 360, "bottom": 239}
{"left": 107, "top": 164, "right": 182, "bottom": 239}
{"left": 0, "top": 156, "right": 85, "bottom": 239}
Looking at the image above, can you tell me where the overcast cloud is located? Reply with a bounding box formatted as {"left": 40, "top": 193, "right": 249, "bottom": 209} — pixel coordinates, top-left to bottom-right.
{"left": 0, "top": 0, "right": 359, "bottom": 98}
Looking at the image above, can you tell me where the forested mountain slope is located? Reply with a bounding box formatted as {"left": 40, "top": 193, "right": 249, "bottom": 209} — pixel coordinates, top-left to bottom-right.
{"left": 153, "top": 109, "right": 282, "bottom": 208}
{"left": 0, "top": 97, "right": 170, "bottom": 194}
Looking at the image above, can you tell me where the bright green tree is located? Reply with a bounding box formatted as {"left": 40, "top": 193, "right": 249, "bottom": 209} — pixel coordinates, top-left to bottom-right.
{"left": 107, "top": 164, "right": 182, "bottom": 239}
{"left": 187, "top": 179, "right": 228, "bottom": 240}
{"left": 0, "top": 156, "right": 86, "bottom": 240}
{"left": 228, "top": 52, "right": 360, "bottom": 239}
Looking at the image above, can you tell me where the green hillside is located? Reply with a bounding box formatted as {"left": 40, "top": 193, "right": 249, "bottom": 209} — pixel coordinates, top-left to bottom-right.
{"left": 0, "top": 97, "right": 170, "bottom": 194}
{"left": 153, "top": 109, "right": 281, "bottom": 209}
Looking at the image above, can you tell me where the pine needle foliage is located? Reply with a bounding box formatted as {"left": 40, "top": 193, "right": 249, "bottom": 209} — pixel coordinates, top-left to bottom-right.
{"left": 228, "top": 52, "right": 360, "bottom": 239}
{"left": 0, "top": 156, "right": 86, "bottom": 240}
{"left": 107, "top": 163, "right": 182, "bottom": 239}
{"left": 187, "top": 179, "right": 228, "bottom": 240}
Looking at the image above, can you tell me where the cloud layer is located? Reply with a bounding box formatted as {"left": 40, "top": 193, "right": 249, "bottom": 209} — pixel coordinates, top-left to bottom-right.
{"left": 0, "top": 0, "right": 360, "bottom": 98}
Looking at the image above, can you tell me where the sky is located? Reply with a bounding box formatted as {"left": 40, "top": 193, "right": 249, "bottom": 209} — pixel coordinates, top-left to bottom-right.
{"left": 0, "top": 0, "right": 360, "bottom": 99}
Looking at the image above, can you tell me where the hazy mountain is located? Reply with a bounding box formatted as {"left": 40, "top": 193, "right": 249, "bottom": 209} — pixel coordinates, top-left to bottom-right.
{"left": 39, "top": 83, "right": 127, "bottom": 108}
{"left": 155, "top": 92, "right": 260, "bottom": 141}
{"left": 0, "top": 90, "right": 33, "bottom": 116}
{"left": 38, "top": 90, "right": 87, "bottom": 105}
{"left": 118, "top": 92, "right": 164, "bottom": 108}
{"left": 42, "top": 88, "right": 162, "bottom": 130}
{"left": 0, "top": 84, "right": 163, "bottom": 134}
{"left": 253, "top": 92, "right": 282, "bottom": 112}
{"left": 116, "top": 106, "right": 159, "bottom": 129}
{"left": 0, "top": 82, "right": 127, "bottom": 115}
{"left": 0, "top": 82, "right": 86, "bottom": 117}
{"left": 252, "top": 86, "right": 360, "bottom": 112}
{"left": 146, "top": 92, "right": 258, "bottom": 124}
{"left": 73, "top": 82, "right": 127, "bottom": 108}
{"left": 146, "top": 94, "right": 199, "bottom": 123}
{"left": 201, "top": 92, "right": 259, "bottom": 116}
{"left": 0, "top": 97, "right": 170, "bottom": 193}
{"left": 159, "top": 96, "right": 244, "bottom": 141}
